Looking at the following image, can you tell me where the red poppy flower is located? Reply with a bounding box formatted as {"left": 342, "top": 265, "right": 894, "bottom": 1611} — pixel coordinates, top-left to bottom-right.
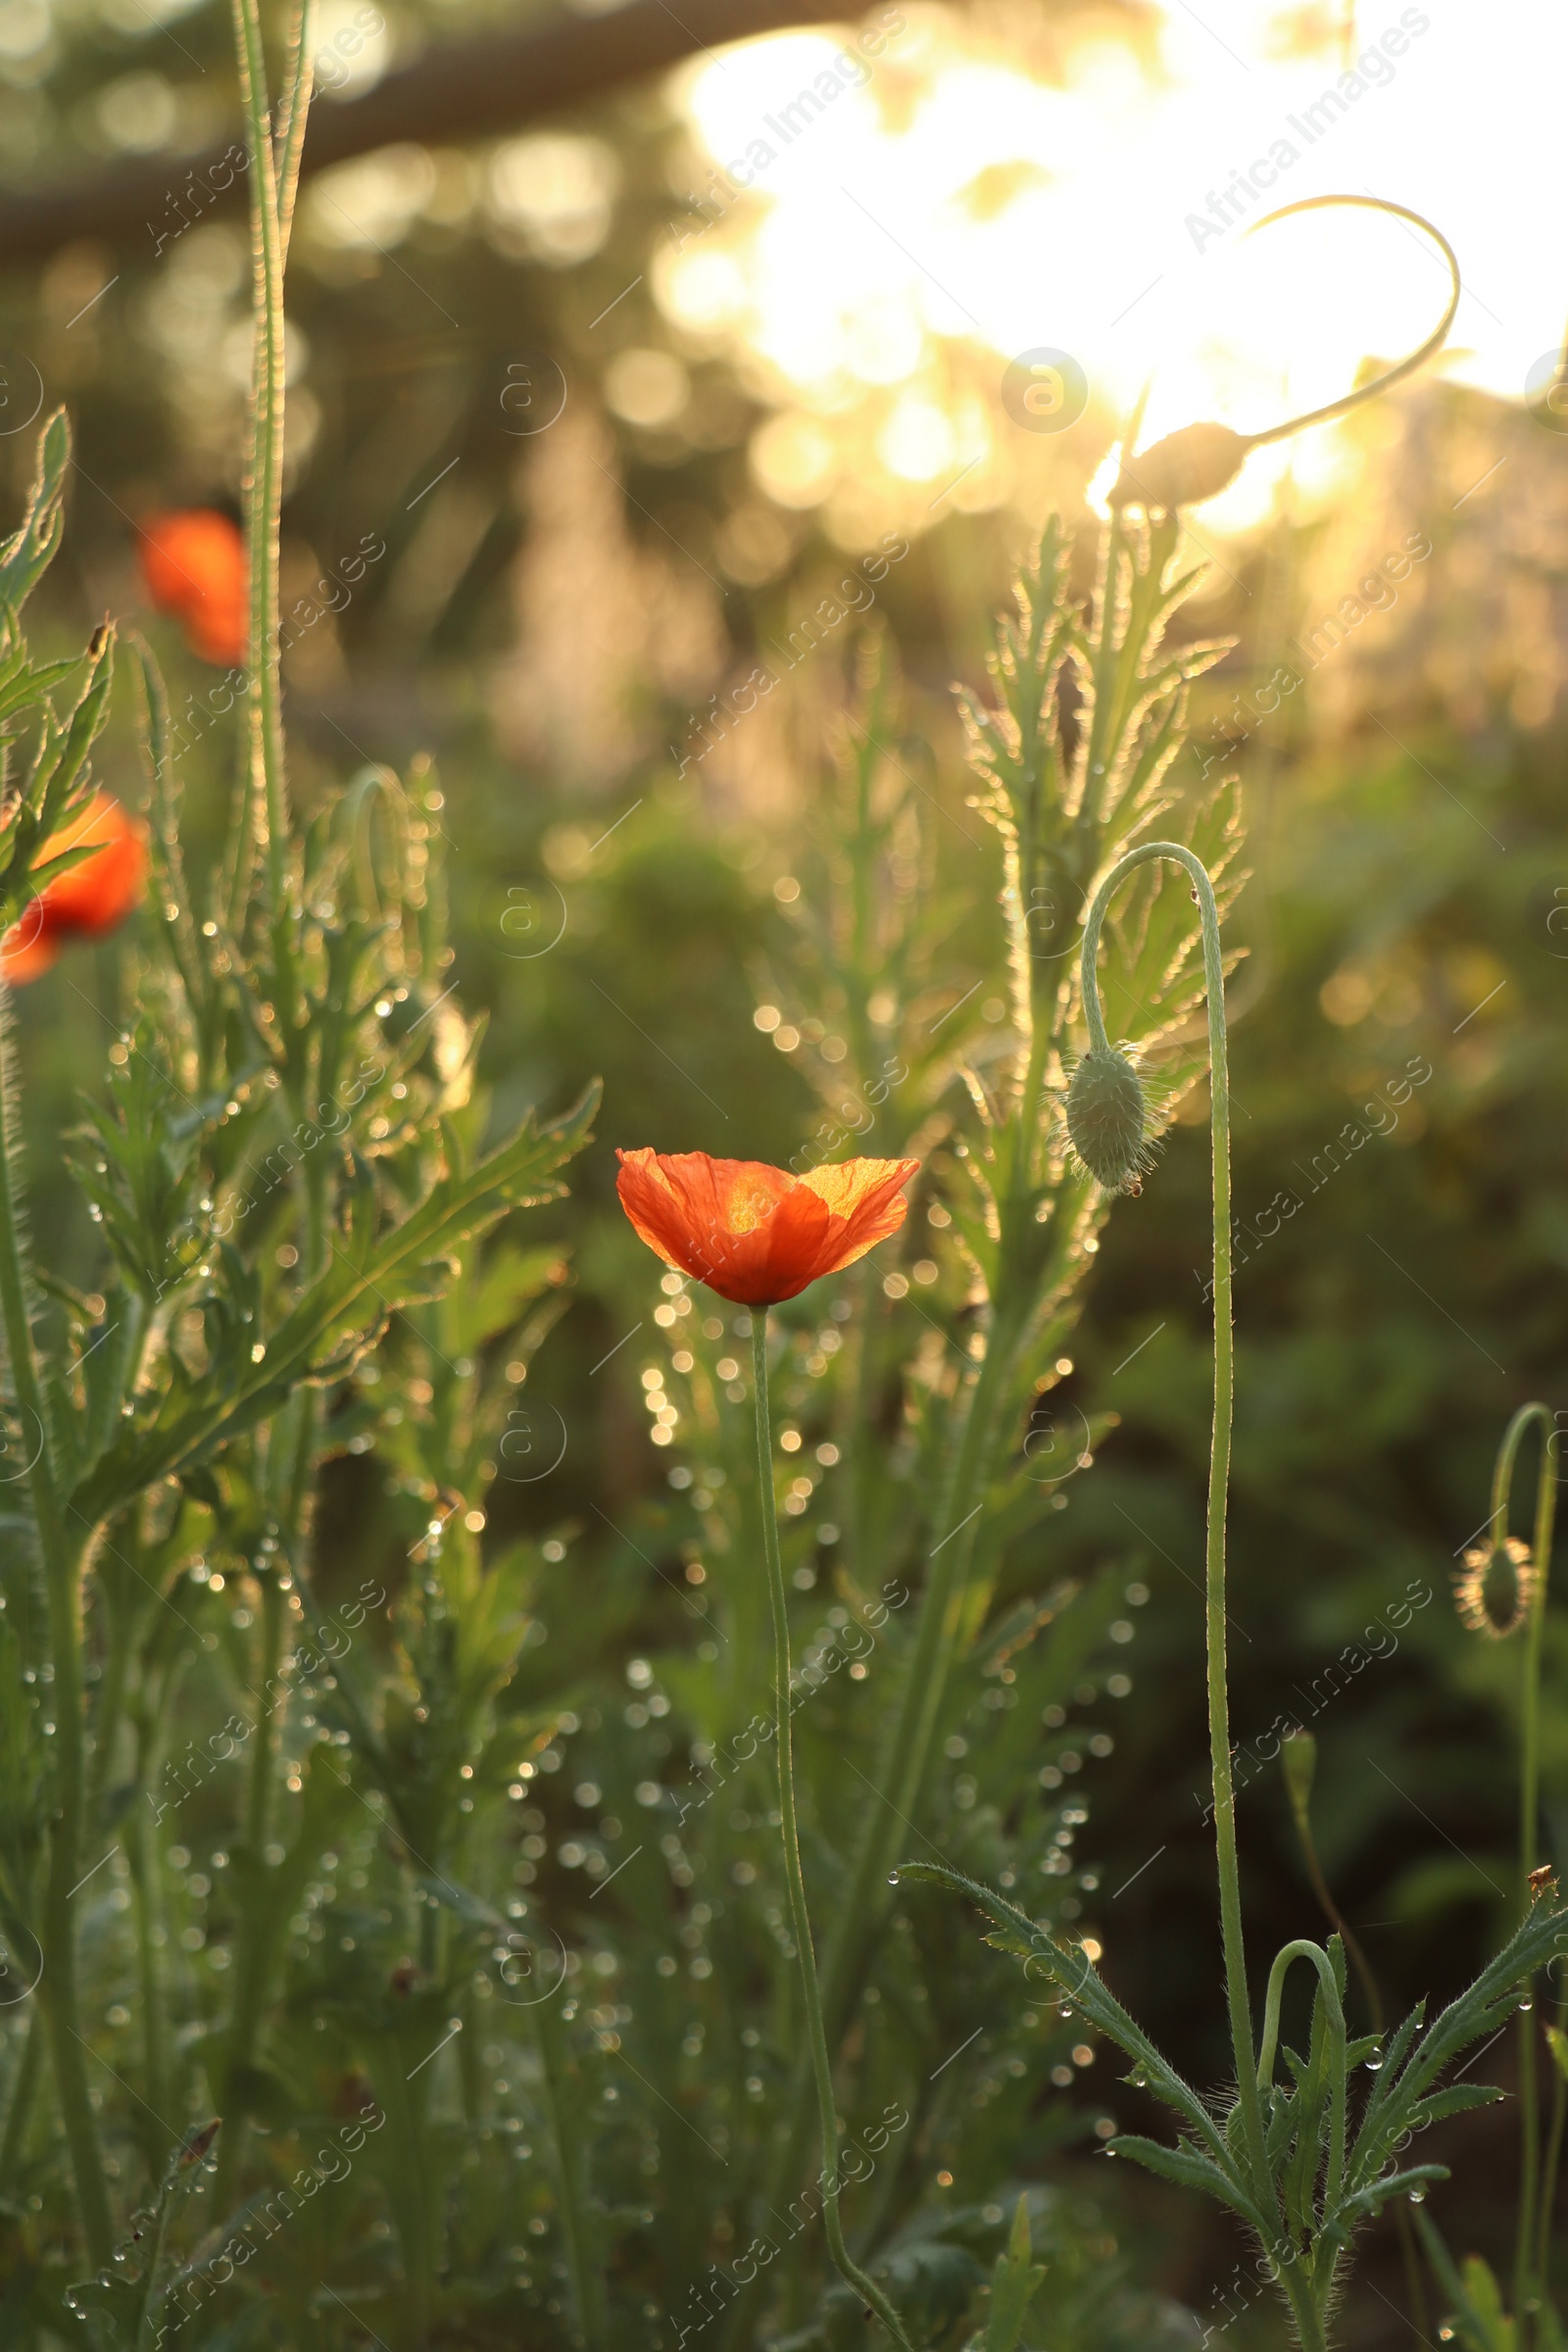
{"left": 139, "top": 509, "right": 248, "bottom": 667}
{"left": 0, "top": 791, "right": 149, "bottom": 984}
{"left": 615, "top": 1150, "right": 918, "bottom": 1306}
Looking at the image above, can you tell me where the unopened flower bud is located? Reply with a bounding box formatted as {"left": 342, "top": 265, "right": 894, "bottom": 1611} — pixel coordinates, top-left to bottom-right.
{"left": 1107, "top": 422, "right": 1250, "bottom": 514}
{"left": 1066, "top": 1048, "right": 1152, "bottom": 1194}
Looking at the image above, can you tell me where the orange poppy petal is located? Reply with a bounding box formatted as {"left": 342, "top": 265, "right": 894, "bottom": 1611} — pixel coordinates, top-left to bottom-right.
{"left": 796, "top": 1156, "right": 918, "bottom": 1281}
{"left": 139, "top": 509, "right": 248, "bottom": 668}
{"left": 0, "top": 906, "right": 61, "bottom": 984}
{"left": 615, "top": 1150, "right": 917, "bottom": 1305}
{"left": 0, "top": 793, "right": 147, "bottom": 984}
{"left": 614, "top": 1152, "right": 794, "bottom": 1300}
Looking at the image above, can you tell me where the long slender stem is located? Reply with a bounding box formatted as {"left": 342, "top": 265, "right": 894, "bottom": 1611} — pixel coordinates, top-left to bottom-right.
{"left": 533, "top": 1991, "right": 605, "bottom": 2349}
{"left": 130, "top": 1766, "right": 172, "bottom": 2165}
{"left": 0, "top": 2005, "right": 41, "bottom": 2180}
{"left": 1538, "top": 2041, "right": 1565, "bottom": 2299}
{"left": 727, "top": 1301, "right": 1024, "bottom": 2352}
{"left": 1079, "top": 844, "right": 1275, "bottom": 2234}
{"left": 0, "top": 1008, "right": 113, "bottom": 2263}
{"left": 229, "top": 0, "right": 294, "bottom": 928}
{"left": 210, "top": 1566, "right": 285, "bottom": 2218}
{"left": 1484, "top": 1401, "right": 1558, "bottom": 2342}
{"left": 751, "top": 1315, "right": 915, "bottom": 2352}
{"left": 1288, "top": 1788, "right": 1431, "bottom": 2346}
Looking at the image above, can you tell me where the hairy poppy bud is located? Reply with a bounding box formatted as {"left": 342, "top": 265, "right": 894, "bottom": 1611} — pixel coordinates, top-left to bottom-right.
{"left": 1107, "top": 422, "right": 1250, "bottom": 514}
{"left": 1065, "top": 1048, "right": 1152, "bottom": 1194}
{"left": 1455, "top": 1534, "right": 1536, "bottom": 1639}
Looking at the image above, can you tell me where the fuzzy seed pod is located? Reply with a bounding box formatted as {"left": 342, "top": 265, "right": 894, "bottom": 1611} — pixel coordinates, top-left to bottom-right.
{"left": 1455, "top": 1534, "right": 1537, "bottom": 1639}
{"left": 1066, "top": 1048, "right": 1152, "bottom": 1194}
{"left": 1107, "top": 422, "right": 1250, "bottom": 514}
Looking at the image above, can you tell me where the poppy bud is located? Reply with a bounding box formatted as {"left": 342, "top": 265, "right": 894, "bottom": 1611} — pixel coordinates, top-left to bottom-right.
{"left": 1106, "top": 422, "right": 1250, "bottom": 514}
{"left": 1065, "top": 1048, "right": 1152, "bottom": 1195}
{"left": 1455, "top": 1534, "right": 1536, "bottom": 1639}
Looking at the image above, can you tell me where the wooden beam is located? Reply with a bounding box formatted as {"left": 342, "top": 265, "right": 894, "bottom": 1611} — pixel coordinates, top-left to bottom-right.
{"left": 0, "top": 0, "right": 859, "bottom": 264}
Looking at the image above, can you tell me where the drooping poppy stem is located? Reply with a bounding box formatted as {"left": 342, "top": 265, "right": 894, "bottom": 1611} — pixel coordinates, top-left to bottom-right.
{"left": 1078, "top": 845, "right": 1274, "bottom": 2225}
{"left": 749, "top": 1315, "right": 915, "bottom": 2352}
{"left": 1481, "top": 1400, "right": 1559, "bottom": 2342}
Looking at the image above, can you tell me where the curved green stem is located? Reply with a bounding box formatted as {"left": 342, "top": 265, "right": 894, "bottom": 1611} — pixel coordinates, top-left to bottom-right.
{"left": 1079, "top": 843, "right": 1275, "bottom": 2230}
{"left": 1485, "top": 1400, "right": 1557, "bottom": 2343}
{"left": 1257, "top": 1939, "right": 1343, "bottom": 2087}
{"left": 1257, "top": 1938, "right": 1348, "bottom": 2216}
{"left": 751, "top": 1316, "right": 915, "bottom": 2352}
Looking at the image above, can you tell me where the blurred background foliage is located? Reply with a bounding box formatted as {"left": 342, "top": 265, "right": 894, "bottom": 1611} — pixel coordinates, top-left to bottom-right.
{"left": 1, "top": 0, "right": 1567, "bottom": 2335}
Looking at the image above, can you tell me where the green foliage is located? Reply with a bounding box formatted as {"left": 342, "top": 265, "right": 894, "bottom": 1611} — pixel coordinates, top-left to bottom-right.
{"left": 901, "top": 1854, "right": 1568, "bottom": 2339}
{"left": 976, "top": 2194, "right": 1045, "bottom": 2352}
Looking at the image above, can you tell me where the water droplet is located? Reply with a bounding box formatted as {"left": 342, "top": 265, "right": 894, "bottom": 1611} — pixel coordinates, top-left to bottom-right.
{"left": 1407, "top": 2187, "right": 1426, "bottom": 2205}
{"left": 1365, "top": 2053, "right": 1384, "bottom": 2071}
{"left": 1519, "top": 1998, "right": 1535, "bottom": 2013}
{"left": 887, "top": 1872, "right": 899, "bottom": 1886}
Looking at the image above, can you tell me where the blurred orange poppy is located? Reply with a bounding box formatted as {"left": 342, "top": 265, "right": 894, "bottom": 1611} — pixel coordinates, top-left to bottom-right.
{"left": 139, "top": 509, "right": 248, "bottom": 667}
{"left": 615, "top": 1150, "right": 918, "bottom": 1306}
{"left": 0, "top": 792, "right": 149, "bottom": 984}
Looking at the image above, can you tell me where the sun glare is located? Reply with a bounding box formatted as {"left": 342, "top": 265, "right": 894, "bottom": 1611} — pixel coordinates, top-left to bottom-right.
{"left": 658, "top": 0, "right": 1568, "bottom": 541}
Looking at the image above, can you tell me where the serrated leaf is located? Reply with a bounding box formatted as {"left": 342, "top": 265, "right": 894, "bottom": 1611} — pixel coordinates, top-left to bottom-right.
{"left": 1105, "top": 2134, "right": 1262, "bottom": 2227}
{"left": 981, "top": 2196, "right": 1045, "bottom": 2352}
{"left": 72, "top": 1084, "right": 598, "bottom": 1521}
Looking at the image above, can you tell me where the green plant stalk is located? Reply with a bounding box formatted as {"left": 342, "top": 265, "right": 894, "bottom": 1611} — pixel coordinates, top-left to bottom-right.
{"left": 0, "top": 2004, "right": 41, "bottom": 2180}
{"left": 1539, "top": 2047, "right": 1565, "bottom": 2305}
{"left": 211, "top": 1080, "right": 329, "bottom": 2215}
{"left": 1079, "top": 843, "right": 1274, "bottom": 2229}
{"left": 1256, "top": 1939, "right": 1348, "bottom": 2219}
{"left": 373, "top": 2034, "right": 438, "bottom": 2350}
{"left": 129, "top": 1775, "right": 171, "bottom": 2164}
{"left": 210, "top": 1564, "right": 286, "bottom": 2217}
{"left": 1483, "top": 1401, "right": 1559, "bottom": 2337}
{"left": 229, "top": 0, "right": 295, "bottom": 930}
{"left": 728, "top": 1298, "right": 1027, "bottom": 2352}
{"left": 533, "top": 1991, "right": 606, "bottom": 2349}
{"left": 731, "top": 534, "right": 1131, "bottom": 2340}
{"left": 1287, "top": 1781, "right": 1431, "bottom": 2346}
{"left": 86, "top": 1575, "right": 130, "bottom": 1827}
{"left": 751, "top": 1315, "right": 916, "bottom": 2352}
{"left": 0, "top": 1014, "right": 114, "bottom": 2263}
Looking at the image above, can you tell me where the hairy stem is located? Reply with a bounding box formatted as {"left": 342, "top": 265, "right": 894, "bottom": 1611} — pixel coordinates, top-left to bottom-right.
{"left": 752, "top": 1315, "right": 915, "bottom": 2352}
{"left": 229, "top": 0, "right": 294, "bottom": 929}
{"left": 1080, "top": 844, "right": 1275, "bottom": 2232}
{"left": 1487, "top": 1400, "right": 1558, "bottom": 2341}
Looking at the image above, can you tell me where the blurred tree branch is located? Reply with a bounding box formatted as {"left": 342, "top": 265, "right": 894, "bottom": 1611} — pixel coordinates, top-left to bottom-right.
{"left": 0, "top": 0, "right": 864, "bottom": 263}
